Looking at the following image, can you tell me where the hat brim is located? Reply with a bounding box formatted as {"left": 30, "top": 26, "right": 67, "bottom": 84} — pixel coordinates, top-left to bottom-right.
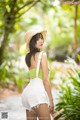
{"left": 25, "top": 30, "right": 47, "bottom": 51}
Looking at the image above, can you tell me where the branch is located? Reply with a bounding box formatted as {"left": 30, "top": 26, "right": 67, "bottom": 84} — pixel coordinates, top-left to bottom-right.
{"left": 16, "top": 0, "right": 39, "bottom": 13}
{"left": 15, "top": 1, "right": 38, "bottom": 19}
{"left": 10, "top": 0, "right": 18, "bottom": 14}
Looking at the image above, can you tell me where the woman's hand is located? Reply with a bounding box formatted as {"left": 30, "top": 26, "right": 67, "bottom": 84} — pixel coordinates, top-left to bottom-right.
{"left": 49, "top": 100, "right": 55, "bottom": 115}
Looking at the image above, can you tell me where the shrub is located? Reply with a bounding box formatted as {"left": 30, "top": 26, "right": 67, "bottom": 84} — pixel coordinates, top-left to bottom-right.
{"left": 56, "top": 57, "right": 80, "bottom": 120}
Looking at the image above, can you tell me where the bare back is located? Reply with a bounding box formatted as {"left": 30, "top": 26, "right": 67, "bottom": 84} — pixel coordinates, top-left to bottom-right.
{"left": 29, "top": 52, "right": 42, "bottom": 70}
{"left": 28, "top": 51, "right": 49, "bottom": 83}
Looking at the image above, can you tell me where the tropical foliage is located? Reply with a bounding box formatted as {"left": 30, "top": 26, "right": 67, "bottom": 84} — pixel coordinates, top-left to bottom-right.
{"left": 56, "top": 57, "right": 80, "bottom": 120}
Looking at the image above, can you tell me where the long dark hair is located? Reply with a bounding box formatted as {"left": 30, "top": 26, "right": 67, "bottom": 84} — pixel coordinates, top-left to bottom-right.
{"left": 25, "top": 33, "right": 44, "bottom": 67}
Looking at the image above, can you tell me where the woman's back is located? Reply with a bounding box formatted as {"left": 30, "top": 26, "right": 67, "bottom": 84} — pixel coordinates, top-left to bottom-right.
{"left": 27, "top": 51, "right": 43, "bottom": 80}
{"left": 29, "top": 52, "right": 42, "bottom": 70}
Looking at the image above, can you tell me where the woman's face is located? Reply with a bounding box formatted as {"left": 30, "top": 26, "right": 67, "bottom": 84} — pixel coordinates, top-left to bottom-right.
{"left": 35, "top": 38, "right": 44, "bottom": 50}
{"left": 35, "top": 34, "right": 44, "bottom": 50}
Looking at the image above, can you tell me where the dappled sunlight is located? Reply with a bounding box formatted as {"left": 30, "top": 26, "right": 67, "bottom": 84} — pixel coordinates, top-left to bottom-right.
{"left": 0, "top": 0, "right": 80, "bottom": 120}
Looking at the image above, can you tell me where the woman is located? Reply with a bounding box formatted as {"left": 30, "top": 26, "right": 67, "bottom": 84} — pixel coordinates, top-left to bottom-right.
{"left": 21, "top": 28, "right": 54, "bottom": 120}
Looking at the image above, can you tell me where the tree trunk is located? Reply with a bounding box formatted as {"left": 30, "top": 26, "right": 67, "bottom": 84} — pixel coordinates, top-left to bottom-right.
{"left": 0, "top": 25, "right": 14, "bottom": 65}
{"left": 72, "top": 5, "right": 78, "bottom": 50}
{"left": 0, "top": 11, "right": 15, "bottom": 65}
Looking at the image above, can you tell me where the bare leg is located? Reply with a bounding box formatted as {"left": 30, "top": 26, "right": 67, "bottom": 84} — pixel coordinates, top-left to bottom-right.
{"left": 34, "top": 103, "right": 51, "bottom": 120}
{"left": 26, "top": 108, "right": 37, "bottom": 120}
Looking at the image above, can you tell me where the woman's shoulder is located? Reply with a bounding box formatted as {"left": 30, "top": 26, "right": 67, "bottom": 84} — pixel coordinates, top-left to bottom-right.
{"left": 41, "top": 51, "right": 47, "bottom": 59}
{"left": 40, "top": 51, "right": 48, "bottom": 66}
{"left": 34, "top": 51, "right": 47, "bottom": 60}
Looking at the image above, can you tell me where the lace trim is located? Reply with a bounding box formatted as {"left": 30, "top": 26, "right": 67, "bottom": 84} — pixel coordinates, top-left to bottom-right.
{"left": 28, "top": 103, "right": 48, "bottom": 112}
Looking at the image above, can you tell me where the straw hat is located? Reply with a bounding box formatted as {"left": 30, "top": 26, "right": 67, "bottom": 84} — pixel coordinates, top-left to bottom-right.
{"left": 25, "top": 28, "right": 47, "bottom": 51}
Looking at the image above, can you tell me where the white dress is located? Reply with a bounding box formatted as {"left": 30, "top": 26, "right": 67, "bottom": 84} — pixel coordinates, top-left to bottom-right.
{"left": 21, "top": 51, "right": 50, "bottom": 112}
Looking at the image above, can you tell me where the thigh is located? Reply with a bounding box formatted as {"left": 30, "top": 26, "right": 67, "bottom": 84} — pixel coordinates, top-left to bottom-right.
{"left": 35, "top": 103, "right": 51, "bottom": 120}
{"left": 26, "top": 108, "right": 37, "bottom": 120}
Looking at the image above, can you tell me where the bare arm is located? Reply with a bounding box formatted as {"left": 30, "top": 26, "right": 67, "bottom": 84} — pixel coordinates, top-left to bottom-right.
{"left": 41, "top": 52, "right": 53, "bottom": 101}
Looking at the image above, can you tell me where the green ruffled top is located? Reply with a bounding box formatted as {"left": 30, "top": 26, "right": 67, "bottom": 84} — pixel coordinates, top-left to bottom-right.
{"left": 26, "top": 68, "right": 43, "bottom": 81}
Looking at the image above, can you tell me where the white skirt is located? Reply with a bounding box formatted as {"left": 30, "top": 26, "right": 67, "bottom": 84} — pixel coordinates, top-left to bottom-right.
{"left": 21, "top": 77, "right": 50, "bottom": 111}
